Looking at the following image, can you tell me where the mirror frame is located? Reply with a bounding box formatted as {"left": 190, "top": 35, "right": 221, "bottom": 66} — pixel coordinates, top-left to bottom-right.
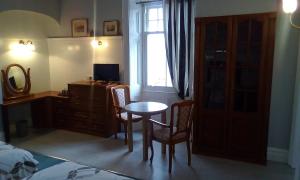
{"left": 1, "top": 64, "right": 31, "bottom": 100}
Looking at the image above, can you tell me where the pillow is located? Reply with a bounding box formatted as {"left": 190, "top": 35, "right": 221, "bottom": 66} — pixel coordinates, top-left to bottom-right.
{"left": 0, "top": 141, "right": 38, "bottom": 180}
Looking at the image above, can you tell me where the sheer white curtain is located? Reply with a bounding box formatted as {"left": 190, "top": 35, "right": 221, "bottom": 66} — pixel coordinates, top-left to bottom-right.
{"left": 126, "top": 0, "right": 143, "bottom": 100}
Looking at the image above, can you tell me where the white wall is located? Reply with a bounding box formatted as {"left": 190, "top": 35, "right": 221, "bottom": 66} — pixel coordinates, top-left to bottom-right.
{"left": 0, "top": 0, "right": 61, "bottom": 23}
{"left": 0, "top": 11, "right": 59, "bottom": 93}
{"left": 59, "top": 0, "right": 123, "bottom": 37}
{"left": 0, "top": 10, "right": 60, "bottom": 138}
{"left": 48, "top": 36, "right": 124, "bottom": 91}
{"left": 289, "top": 36, "right": 300, "bottom": 169}
{"left": 196, "top": 0, "right": 277, "bottom": 17}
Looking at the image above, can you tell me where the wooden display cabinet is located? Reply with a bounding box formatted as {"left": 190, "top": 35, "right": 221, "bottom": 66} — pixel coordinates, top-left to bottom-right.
{"left": 193, "top": 12, "right": 276, "bottom": 164}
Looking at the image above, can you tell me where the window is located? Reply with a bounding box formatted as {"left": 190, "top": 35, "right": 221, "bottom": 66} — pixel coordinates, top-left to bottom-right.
{"left": 143, "top": 3, "right": 173, "bottom": 90}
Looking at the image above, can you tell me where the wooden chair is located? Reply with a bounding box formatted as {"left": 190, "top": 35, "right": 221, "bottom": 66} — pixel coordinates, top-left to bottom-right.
{"left": 149, "top": 100, "right": 194, "bottom": 173}
{"left": 111, "top": 85, "right": 142, "bottom": 144}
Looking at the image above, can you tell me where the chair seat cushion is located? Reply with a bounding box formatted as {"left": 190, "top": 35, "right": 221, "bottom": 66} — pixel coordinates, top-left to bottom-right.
{"left": 117, "top": 112, "right": 142, "bottom": 121}
{"left": 153, "top": 124, "right": 187, "bottom": 142}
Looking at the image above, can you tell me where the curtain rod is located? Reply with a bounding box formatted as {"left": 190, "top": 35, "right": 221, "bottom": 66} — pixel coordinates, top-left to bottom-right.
{"left": 136, "top": 0, "right": 162, "bottom": 4}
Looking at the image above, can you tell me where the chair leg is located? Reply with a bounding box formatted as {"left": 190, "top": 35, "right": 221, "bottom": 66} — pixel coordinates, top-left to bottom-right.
{"left": 186, "top": 140, "right": 191, "bottom": 166}
{"left": 169, "top": 145, "right": 173, "bottom": 173}
{"left": 124, "top": 123, "right": 128, "bottom": 145}
{"left": 150, "top": 139, "right": 154, "bottom": 164}
{"left": 172, "top": 145, "right": 175, "bottom": 155}
{"left": 114, "top": 132, "right": 118, "bottom": 139}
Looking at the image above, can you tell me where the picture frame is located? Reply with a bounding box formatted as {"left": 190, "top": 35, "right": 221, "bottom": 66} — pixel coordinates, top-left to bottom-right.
{"left": 71, "top": 18, "right": 88, "bottom": 37}
{"left": 103, "top": 20, "right": 119, "bottom": 36}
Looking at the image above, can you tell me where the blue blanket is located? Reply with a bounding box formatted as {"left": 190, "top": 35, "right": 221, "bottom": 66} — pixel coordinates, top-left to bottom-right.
{"left": 30, "top": 151, "right": 65, "bottom": 171}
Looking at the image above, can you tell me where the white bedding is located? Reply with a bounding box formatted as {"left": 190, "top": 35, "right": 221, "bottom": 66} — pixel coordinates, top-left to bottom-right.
{"left": 0, "top": 141, "right": 38, "bottom": 180}
{"left": 23, "top": 161, "right": 134, "bottom": 180}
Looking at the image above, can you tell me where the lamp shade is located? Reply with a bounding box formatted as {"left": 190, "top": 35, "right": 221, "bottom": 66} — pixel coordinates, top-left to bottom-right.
{"left": 283, "top": 0, "right": 298, "bottom": 13}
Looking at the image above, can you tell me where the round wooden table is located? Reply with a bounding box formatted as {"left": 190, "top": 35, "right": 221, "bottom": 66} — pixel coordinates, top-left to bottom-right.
{"left": 125, "top": 102, "right": 168, "bottom": 161}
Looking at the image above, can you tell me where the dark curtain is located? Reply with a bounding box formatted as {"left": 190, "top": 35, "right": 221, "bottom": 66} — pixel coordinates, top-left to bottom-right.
{"left": 164, "top": 0, "right": 194, "bottom": 99}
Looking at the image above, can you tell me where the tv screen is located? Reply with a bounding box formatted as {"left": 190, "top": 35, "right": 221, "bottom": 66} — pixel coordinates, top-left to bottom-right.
{"left": 93, "top": 64, "right": 120, "bottom": 82}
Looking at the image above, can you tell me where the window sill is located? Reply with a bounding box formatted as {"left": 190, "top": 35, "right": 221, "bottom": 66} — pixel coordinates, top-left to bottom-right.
{"left": 142, "top": 87, "right": 177, "bottom": 94}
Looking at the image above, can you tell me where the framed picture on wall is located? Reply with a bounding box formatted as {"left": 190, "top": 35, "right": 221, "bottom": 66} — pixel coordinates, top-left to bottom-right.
{"left": 71, "top": 18, "right": 88, "bottom": 37}
{"left": 103, "top": 20, "right": 119, "bottom": 36}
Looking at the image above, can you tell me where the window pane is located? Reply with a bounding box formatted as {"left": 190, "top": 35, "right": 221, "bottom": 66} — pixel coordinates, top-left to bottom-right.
{"left": 148, "top": 8, "right": 158, "bottom": 20}
{"left": 146, "top": 7, "right": 164, "bottom": 32}
{"left": 147, "top": 20, "right": 158, "bottom": 32}
{"left": 158, "top": 8, "right": 163, "bottom": 19}
{"left": 147, "top": 34, "right": 172, "bottom": 87}
{"left": 147, "top": 20, "right": 164, "bottom": 32}
{"left": 158, "top": 20, "right": 164, "bottom": 31}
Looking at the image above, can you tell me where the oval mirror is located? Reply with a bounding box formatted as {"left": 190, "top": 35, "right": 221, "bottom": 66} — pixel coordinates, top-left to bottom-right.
{"left": 1, "top": 64, "right": 31, "bottom": 100}
{"left": 7, "top": 66, "right": 26, "bottom": 91}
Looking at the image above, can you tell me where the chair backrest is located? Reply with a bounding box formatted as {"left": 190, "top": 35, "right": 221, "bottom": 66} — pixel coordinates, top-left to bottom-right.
{"left": 170, "top": 100, "right": 194, "bottom": 135}
{"left": 111, "top": 85, "right": 131, "bottom": 115}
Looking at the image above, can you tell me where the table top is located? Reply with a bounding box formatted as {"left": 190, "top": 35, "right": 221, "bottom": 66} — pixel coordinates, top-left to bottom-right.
{"left": 125, "top": 102, "right": 168, "bottom": 115}
{"left": 2, "top": 91, "right": 68, "bottom": 107}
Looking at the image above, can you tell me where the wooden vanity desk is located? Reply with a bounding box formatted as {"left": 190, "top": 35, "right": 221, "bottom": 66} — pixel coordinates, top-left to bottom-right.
{"left": 2, "top": 91, "right": 69, "bottom": 142}
{"left": 2, "top": 81, "right": 118, "bottom": 143}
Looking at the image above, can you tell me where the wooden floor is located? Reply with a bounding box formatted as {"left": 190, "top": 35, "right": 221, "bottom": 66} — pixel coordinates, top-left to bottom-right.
{"left": 11, "top": 130, "right": 294, "bottom": 180}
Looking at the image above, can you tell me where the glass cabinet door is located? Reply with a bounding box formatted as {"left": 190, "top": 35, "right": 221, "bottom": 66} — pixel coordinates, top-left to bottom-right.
{"left": 232, "top": 18, "right": 264, "bottom": 112}
{"left": 203, "top": 21, "right": 228, "bottom": 109}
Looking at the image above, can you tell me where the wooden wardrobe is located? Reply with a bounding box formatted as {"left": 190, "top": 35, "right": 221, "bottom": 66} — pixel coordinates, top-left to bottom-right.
{"left": 193, "top": 12, "right": 276, "bottom": 164}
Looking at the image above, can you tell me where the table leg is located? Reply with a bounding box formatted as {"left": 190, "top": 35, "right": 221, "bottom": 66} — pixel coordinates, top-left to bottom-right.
{"left": 143, "top": 115, "right": 150, "bottom": 161}
{"left": 161, "top": 111, "right": 167, "bottom": 154}
{"left": 2, "top": 106, "right": 10, "bottom": 143}
{"left": 127, "top": 113, "right": 133, "bottom": 152}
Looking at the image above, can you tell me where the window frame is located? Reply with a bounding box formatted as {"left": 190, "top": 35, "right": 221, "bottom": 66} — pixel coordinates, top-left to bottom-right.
{"left": 141, "top": 2, "right": 175, "bottom": 93}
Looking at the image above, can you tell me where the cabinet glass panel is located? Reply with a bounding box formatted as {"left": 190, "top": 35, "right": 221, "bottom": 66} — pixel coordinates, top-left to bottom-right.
{"left": 250, "top": 44, "right": 262, "bottom": 65}
{"left": 237, "top": 20, "right": 249, "bottom": 43}
{"left": 250, "top": 19, "right": 263, "bottom": 65}
{"left": 236, "top": 44, "right": 248, "bottom": 65}
{"left": 236, "top": 20, "right": 250, "bottom": 65}
{"left": 233, "top": 18, "right": 263, "bottom": 112}
{"left": 235, "top": 69, "right": 259, "bottom": 90}
{"left": 203, "top": 22, "right": 227, "bottom": 109}
{"left": 251, "top": 20, "right": 263, "bottom": 42}
{"left": 233, "top": 67, "right": 259, "bottom": 112}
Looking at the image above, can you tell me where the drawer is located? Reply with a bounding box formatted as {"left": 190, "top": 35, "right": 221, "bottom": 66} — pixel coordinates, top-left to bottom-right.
{"left": 70, "top": 104, "right": 106, "bottom": 113}
{"left": 54, "top": 107, "right": 69, "bottom": 114}
{"left": 69, "top": 86, "right": 106, "bottom": 100}
{"left": 68, "top": 110, "right": 105, "bottom": 122}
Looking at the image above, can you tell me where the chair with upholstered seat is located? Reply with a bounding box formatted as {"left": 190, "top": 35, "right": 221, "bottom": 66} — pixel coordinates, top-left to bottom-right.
{"left": 149, "top": 100, "right": 194, "bottom": 173}
{"left": 111, "top": 85, "right": 142, "bottom": 144}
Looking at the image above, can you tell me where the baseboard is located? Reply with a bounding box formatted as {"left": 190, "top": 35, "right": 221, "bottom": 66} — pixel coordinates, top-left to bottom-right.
{"left": 267, "top": 147, "right": 289, "bottom": 163}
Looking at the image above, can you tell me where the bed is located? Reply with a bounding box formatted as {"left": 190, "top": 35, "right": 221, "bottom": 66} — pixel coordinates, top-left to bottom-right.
{"left": 0, "top": 141, "right": 137, "bottom": 180}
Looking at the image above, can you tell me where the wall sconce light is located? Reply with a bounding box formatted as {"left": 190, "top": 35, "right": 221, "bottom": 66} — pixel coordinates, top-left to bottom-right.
{"left": 282, "top": 0, "right": 300, "bottom": 29}
{"left": 91, "top": 40, "right": 103, "bottom": 48}
{"left": 18, "top": 40, "right": 35, "bottom": 51}
{"left": 9, "top": 40, "right": 35, "bottom": 58}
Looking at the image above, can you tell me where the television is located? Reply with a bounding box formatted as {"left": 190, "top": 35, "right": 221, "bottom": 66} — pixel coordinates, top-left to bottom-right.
{"left": 93, "top": 64, "right": 120, "bottom": 82}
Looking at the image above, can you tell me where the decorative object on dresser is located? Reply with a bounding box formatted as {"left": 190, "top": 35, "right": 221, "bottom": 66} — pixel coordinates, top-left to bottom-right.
{"left": 103, "top": 20, "right": 119, "bottom": 36}
{"left": 148, "top": 100, "right": 194, "bottom": 173}
{"left": 193, "top": 12, "right": 276, "bottom": 164}
{"left": 71, "top": 18, "right": 89, "bottom": 37}
{"left": 1, "top": 64, "right": 31, "bottom": 100}
{"left": 111, "top": 85, "right": 142, "bottom": 144}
